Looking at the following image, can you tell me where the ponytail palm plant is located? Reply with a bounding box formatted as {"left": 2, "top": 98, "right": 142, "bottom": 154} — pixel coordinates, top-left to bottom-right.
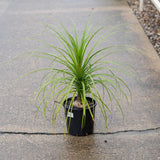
{"left": 26, "top": 17, "right": 138, "bottom": 132}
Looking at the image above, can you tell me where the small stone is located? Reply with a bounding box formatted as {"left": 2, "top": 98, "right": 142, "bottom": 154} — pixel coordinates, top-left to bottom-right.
{"left": 104, "top": 140, "right": 108, "bottom": 143}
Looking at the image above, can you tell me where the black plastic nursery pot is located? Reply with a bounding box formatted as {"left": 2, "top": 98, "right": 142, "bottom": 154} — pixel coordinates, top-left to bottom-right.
{"left": 63, "top": 97, "right": 97, "bottom": 136}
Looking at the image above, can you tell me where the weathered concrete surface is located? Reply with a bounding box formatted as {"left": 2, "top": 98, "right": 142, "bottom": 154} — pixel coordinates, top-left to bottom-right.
{"left": 0, "top": 0, "right": 11, "bottom": 16}
{"left": 0, "top": 0, "right": 160, "bottom": 159}
{"left": 0, "top": 130, "right": 160, "bottom": 160}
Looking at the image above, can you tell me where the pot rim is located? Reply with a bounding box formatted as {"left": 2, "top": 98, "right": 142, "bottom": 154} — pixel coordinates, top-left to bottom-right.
{"left": 63, "top": 96, "right": 97, "bottom": 111}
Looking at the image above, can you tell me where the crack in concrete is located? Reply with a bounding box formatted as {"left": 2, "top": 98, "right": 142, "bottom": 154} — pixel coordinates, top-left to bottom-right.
{"left": 96, "top": 127, "right": 160, "bottom": 135}
{"left": 0, "top": 127, "right": 160, "bottom": 136}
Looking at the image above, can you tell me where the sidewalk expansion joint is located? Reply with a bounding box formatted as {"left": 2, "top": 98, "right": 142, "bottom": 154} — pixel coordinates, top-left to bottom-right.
{"left": 0, "top": 127, "right": 160, "bottom": 136}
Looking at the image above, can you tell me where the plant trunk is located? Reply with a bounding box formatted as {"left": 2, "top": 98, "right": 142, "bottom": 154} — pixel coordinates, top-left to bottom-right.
{"left": 77, "top": 94, "right": 81, "bottom": 103}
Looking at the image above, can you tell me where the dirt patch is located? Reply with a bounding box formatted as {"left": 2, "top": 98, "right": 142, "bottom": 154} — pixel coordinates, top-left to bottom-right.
{"left": 73, "top": 99, "right": 94, "bottom": 108}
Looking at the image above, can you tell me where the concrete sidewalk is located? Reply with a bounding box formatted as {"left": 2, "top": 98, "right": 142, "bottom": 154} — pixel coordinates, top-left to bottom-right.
{"left": 0, "top": 0, "right": 160, "bottom": 159}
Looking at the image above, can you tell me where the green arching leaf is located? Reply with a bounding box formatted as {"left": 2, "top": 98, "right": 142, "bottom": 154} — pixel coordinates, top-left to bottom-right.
{"left": 11, "top": 67, "right": 56, "bottom": 88}
{"left": 45, "top": 24, "right": 77, "bottom": 65}
{"left": 31, "top": 50, "right": 75, "bottom": 72}
{"left": 54, "top": 77, "right": 76, "bottom": 121}
{"left": 35, "top": 77, "right": 67, "bottom": 115}
{"left": 81, "top": 82, "right": 86, "bottom": 118}
{"left": 64, "top": 92, "right": 77, "bottom": 134}
{"left": 87, "top": 28, "right": 126, "bottom": 58}
{"left": 89, "top": 74, "right": 111, "bottom": 113}
{"left": 83, "top": 26, "right": 105, "bottom": 56}
{"left": 108, "top": 87, "right": 124, "bottom": 118}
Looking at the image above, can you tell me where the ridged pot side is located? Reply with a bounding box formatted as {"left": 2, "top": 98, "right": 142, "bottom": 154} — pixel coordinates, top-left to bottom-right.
{"left": 63, "top": 97, "right": 97, "bottom": 136}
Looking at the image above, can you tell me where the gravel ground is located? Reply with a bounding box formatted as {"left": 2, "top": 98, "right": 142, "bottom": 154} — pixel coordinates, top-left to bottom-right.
{"left": 128, "top": 0, "right": 160, "bottom": 55}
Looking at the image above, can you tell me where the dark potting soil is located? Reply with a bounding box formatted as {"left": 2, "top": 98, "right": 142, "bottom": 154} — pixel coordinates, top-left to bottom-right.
{"left": 128, "top": 0, "right": 160, "bottom": 56}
